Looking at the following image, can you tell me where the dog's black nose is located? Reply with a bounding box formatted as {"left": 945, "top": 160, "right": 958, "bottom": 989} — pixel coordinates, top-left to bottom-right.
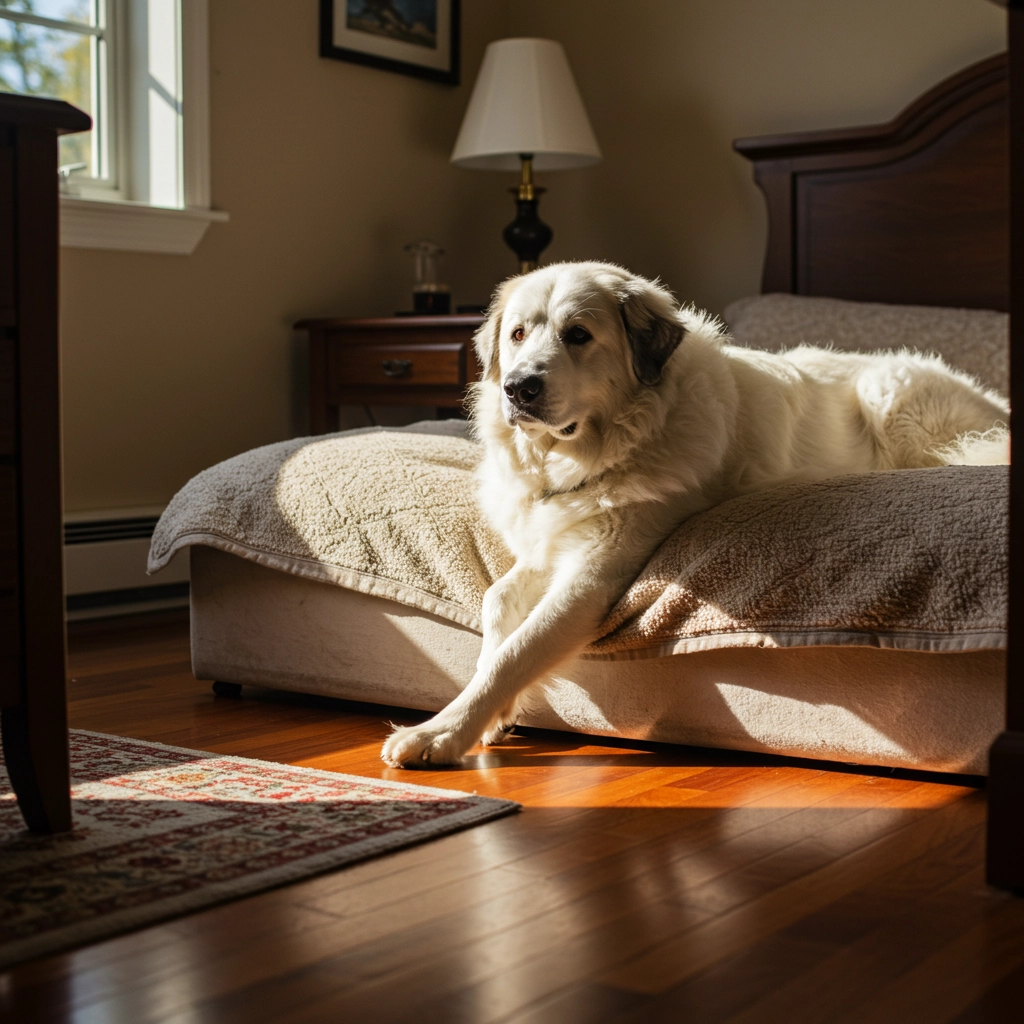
{"left": 504, "top": 374, "right": 544, "bottom": 406}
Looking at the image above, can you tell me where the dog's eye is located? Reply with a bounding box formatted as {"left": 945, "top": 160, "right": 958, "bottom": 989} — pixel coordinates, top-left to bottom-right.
{"left": 511, "top": 328, "right": 525, "bottom": 343}
{"left": 564, "top": 325, "right": 592, "bottom": 345}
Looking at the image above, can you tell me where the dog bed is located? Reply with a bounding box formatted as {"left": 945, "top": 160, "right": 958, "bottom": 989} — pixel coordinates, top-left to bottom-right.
{"left": 150, "top": 416, "right": 1007, "bottom": 775}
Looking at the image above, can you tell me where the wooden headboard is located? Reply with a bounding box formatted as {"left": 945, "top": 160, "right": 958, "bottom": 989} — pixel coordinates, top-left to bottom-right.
{"left": 734, "top": 54, "right": 1008, "bottom": 311}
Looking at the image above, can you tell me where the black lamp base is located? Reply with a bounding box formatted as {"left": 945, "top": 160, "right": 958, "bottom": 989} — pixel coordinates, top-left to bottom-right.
{"left": 503, "top": 190, "right": 553, "bottom": 274}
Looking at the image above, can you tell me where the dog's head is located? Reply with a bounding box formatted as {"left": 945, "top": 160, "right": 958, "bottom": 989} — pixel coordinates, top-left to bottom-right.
{"left": 473, "top": 262, "right": 686, "bottom": 442}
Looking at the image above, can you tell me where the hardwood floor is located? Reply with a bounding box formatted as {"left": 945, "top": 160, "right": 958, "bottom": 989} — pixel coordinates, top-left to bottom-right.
{"left": 2, "top": 610, "right": 1022, "bottom": 1022}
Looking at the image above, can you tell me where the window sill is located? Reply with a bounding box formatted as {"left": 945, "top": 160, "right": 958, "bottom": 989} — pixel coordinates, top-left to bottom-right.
{"left": 60, "top": 196, "right": 229, "bottom": 255}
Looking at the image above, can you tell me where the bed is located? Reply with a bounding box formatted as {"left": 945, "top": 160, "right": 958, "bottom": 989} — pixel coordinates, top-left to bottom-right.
{"left": 151, "top": 55, "right": 1017, "bottom": 828}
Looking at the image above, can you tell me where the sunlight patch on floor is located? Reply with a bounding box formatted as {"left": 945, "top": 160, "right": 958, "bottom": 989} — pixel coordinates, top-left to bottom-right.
{"left": 290, "top": 741, "right": 976, "bottom": 810}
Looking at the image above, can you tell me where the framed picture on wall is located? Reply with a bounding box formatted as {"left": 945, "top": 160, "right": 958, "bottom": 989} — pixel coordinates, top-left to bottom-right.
{"left": 320, "top": 1, "right": 460, "bottom": 85}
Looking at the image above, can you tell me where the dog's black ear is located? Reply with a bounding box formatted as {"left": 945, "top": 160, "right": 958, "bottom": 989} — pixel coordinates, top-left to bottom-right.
{"left": 618, "top": 278, "right": 686, "bottom": 386}
{"left": 473, "top": 278, "right": 516, "bottom": 382}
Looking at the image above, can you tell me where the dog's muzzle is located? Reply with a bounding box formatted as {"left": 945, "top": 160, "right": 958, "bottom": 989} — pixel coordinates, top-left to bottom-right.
{"left": 503, "top": 373, "right": 544, "bottom": 410}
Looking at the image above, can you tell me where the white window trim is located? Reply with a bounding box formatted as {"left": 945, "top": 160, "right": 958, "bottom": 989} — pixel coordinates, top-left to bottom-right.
{"left": 60, "top": 0, "right": 228, "bottom": 255}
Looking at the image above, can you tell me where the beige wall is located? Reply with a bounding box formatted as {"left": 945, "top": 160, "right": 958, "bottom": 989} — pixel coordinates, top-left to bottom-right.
{"left": 60, "top": 0, "right": 511, "bottom": 513}
{"left": 59, "top": 0, "right": 1006, "bottom": 513}
{"left": 503, "top": 0, "right": 1006, "bottom": 315}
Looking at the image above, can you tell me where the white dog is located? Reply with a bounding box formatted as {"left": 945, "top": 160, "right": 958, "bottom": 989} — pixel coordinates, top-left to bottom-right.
{"left": 381, "top": 262, "right": 1008, "bottom": 768}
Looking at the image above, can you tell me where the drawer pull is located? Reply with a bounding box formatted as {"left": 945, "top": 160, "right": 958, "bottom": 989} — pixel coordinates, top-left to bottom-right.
{"left": 381, "top": 359, "right": 413, "bottom": 378}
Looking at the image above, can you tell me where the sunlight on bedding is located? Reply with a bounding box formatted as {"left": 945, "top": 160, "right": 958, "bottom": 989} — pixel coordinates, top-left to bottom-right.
{"left": 541, "top": 676, "right": 617, "bottom": 735}
{"left": 713, "top": 682, "right": 910, "bottom": 765}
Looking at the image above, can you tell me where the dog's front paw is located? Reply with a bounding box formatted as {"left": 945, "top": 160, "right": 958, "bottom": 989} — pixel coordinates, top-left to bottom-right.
{"left": 380, "top": 721, "right": 467, "bottom": 769}
{"left": 481, "top": 708, "right": 519, "bottom": 747}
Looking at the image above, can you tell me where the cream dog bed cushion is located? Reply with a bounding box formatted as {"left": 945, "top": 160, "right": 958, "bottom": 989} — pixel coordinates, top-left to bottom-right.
{"left": 153, "top": 294, "right": 1010, "bottom": 774}
{"left": 149, "top": 425, "right": 1007, "bottom": 659}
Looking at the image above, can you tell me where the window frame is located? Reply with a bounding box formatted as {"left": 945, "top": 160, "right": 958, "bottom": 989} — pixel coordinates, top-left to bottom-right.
{"left": 0, "top": 0, "right": 118, "bottom": 193}
{"left": 60, "top": 0, "right": 226, "bottom": 254}
{"left": 1, "top": 0, "right": 225, "bottom": 253}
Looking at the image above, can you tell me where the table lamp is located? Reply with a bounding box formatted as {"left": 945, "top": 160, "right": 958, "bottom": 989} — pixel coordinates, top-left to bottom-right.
{"left": 451, "top": 38, "right": 602, "bottom": 274}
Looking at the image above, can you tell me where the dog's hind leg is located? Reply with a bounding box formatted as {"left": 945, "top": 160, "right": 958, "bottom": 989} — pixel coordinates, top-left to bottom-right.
{"left": 856, "top": 357, "right": 1009, "bottom": 468}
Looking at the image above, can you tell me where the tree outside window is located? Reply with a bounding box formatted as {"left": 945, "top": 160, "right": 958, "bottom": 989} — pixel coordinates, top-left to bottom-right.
{"left": 0, "top": 1, "right": 108, "bottom": 181}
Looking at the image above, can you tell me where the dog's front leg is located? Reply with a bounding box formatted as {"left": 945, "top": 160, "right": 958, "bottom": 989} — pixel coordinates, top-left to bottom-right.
{"left": 477, "top": 563, "right": 547, "bottom": 671}
{"left": 474, "top": 564, "right": 547, "bottom": 744}
{"left": 380, "top": 562, "right": 621, "bottom": 768}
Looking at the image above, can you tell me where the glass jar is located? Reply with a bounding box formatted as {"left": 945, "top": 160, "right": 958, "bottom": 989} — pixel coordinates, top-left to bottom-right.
{"left": 404, "top": 240, "right": 451, "bottom": 314}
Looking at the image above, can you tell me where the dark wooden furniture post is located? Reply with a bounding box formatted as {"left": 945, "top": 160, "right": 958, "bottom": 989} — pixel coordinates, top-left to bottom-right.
{"left": 988, "top": 0, "right": 1024, "bottom": 895}
{"left": 0, "top": 94, "right": 90, "bottom": 833}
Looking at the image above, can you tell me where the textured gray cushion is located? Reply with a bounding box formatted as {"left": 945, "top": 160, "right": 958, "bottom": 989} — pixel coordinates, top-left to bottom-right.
{"left": 151, "top": 426, "right": 1007, "bottom": 659}
{"left": 724, "top": 293, "right": 1008, "bottom": 395}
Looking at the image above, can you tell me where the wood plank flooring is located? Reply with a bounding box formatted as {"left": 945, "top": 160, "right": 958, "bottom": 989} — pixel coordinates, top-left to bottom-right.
{"left": 2, "top": 611, "right": 1022, "bottom": 1023}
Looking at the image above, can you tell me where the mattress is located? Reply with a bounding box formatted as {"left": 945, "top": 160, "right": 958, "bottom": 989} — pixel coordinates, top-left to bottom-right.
{"left": 190, "top": 546, "right": 1004, "bottom": 775}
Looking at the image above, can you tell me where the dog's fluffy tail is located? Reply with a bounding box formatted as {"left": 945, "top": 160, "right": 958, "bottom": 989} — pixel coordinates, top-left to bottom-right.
{"left": 934, "top": 425, "right": 1010, "bottom": 466}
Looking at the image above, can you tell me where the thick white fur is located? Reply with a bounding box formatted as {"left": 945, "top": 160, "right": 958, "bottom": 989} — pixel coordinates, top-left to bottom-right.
{"left": 380, "top": 262, "right": 1009, "bottom": 768}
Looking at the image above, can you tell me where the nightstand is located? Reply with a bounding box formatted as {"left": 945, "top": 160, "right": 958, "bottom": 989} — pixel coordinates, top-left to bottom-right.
{"left": 296, "top": 314, "right": 486, "bottom": 434}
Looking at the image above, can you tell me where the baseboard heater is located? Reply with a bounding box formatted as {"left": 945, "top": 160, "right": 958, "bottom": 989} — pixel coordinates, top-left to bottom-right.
{"left": 64, "top": 507, "right": 189, "bottom": 620}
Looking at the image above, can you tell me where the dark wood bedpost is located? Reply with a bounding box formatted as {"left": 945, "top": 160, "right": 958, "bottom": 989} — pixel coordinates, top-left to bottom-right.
{"left": 987, "top": 0, "right": 1024, "bottom": 895}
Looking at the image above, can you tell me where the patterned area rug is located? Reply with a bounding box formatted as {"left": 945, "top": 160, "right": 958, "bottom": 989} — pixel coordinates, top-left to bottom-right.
{"left": 0, "top": 730, "right": 518, "bottom": 970}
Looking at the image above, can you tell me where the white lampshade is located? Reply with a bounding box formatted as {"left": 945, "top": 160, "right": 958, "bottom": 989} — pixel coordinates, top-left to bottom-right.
{"left": 451, "top": 38, "right": 601, "bottom": 172}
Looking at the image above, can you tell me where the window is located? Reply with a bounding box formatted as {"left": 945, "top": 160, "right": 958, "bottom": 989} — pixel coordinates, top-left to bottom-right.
{"left": 0, "top": 1, "right": 114, "bottom": 190}
{"left": 0, "top": 0, "right": 224, "bottom": 254}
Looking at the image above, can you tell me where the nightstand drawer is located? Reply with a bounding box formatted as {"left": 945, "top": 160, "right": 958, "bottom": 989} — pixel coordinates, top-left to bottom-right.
{"left": 328, "top": 341, "right": 467, "bottom": 389}
{"left": 299, "top": 313, "right": 484, "bottom": 430}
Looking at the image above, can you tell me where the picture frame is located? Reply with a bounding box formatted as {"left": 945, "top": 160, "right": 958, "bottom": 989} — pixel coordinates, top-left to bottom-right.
{"left": 320, "top": 1, "right": 460, "bottom": 86}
